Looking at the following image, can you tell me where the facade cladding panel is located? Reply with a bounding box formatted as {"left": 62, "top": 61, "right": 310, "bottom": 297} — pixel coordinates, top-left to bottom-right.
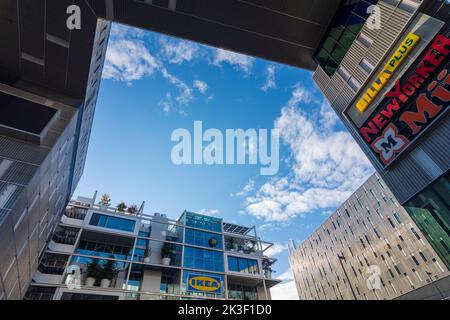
{"left": 313, "top": 1, "right": 449, "bottom": 271}
{"left": 289, "top": 173, "right": 450, "bottom": 300}
{"left": 314, "top": 1, "right": 449, "bottom": 202}
{"left": 0, "top": 20, "right": 110, "bottom": 300}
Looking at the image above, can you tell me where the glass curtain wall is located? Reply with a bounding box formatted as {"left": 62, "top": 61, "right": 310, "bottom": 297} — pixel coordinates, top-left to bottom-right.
{"left": 405, "top": 172, "right": 450, "bottom": 270}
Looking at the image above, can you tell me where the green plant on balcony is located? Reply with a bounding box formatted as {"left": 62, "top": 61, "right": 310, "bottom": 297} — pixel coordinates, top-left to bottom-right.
{"left": 99, "top": 256, "right": 118, "bottom": 288}
{"left": 117, "top": 202, "right": 127, "bottom": 212}
{"left": 161, "top": 242, "right": 173, "bottom": 266}
{"left": 85, "top": 258, "right": 101, "bottom": 286}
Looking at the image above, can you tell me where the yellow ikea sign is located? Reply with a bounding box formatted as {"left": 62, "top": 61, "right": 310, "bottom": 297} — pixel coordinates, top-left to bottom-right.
{"left": 356, "top": 33, "right": 420, "bottom": 112}
{"left": 187, "top": 275, "right": 221, "bottom": 293}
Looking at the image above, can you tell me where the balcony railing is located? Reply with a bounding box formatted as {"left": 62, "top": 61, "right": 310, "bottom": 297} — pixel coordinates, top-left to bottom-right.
{"left": 64, "top": 207, "right": 88, "bottom": 220}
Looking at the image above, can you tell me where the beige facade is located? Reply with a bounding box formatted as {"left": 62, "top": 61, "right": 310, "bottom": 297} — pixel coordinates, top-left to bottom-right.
{"left": 289, "top": 173, "right": 449, "bottom": 300}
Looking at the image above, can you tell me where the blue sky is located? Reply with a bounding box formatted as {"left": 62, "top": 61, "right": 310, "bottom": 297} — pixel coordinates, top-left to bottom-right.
{"left": 74, "top": 24, "right": 375, "bottom": 299}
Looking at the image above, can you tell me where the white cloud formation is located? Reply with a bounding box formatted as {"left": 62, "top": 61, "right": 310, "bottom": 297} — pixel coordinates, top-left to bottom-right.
{"left": 261, "top": 65, "right": 277, "bottom": 91}
{"left": 103, "top": 39, "right": 159, "bottom": 85}
{"left": 264, "top": 242, "right": 288, "bottom": 257}
{"left": 197, "top": 209, "right": 220, "bottom": 216}
{"left": 110, "top": 23, "right": 146, "bottom": 39}
{"left": 212, "top": 48, "right": 254, "bottom": 74}
{"left": 319, "top": 100, "right": 339, "bottom": 131}
{"left": 103, "top": 24, "right": 195, "bottom": 112}
{"left": 159, "top": 38, "right": 198, "bottom": 64}
{"left": 159, "top": 92, "right": 173, "bottom": 113}
{"left": 231, "top": 180, "right": 255, "bottom": 197}
{"left": 243, "top": 84, "right": 374, "bottom": 223}
{"left": 193, "top": 79, "right": 208, "bottom": 94}
{"left": 159, "top": 67, "right": 193, "bottom": 105}
{"left": 270, "top": 268, "right": 299, "bottom": 300}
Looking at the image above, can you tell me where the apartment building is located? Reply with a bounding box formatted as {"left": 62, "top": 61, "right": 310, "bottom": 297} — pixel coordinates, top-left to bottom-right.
{"left": 289, "top": 173, "right": 449, "bottom": 300}
{"left": 24, "top": 195, "right": 280, "bottom": 300}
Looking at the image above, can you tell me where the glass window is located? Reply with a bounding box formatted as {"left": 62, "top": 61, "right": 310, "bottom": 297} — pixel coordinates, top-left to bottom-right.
{"left": 136, "top": 238, "right": 149, "bottom": 248}
{"left": 89, "top": 213, "right": 135, "bottom": 232}
{"left": 228, "top": 256, "right": 238, "bottom": 272}
{"left": 184, "top": 212, "right": 222, "bottom": 232}
{"left": 227, "top": 256, "right": 259, "bottom": 275}
{"left": 393, "top": 211, "right": 402, "bottom": 224}
{"left": 360, "top": 58, "right": 374, "bottom": 73}
{"left": 405, "top": 173, "right": 450, "bottom": 269}
{"left": 314, "top": 0, "right": 379, "bottom": 76}
{"left": 228, "top": 284, "right": 258, "bottom": 300}
{"left": 185, "top": 228, "right": 223, "bottom": 249}
{"left": 183, "top": 247, "right": 224, "bottom": 272}
{"left": 337, "top": 66, "right": 351, "bottom": 82}
{"left": 339, "top": 29, "right": 357, "bottom": 50}
{"left": 357, "top": 33, "right": 373, "bottom": 48}
{"left": 348, "top": 77, "right": 362, "bottom": 92}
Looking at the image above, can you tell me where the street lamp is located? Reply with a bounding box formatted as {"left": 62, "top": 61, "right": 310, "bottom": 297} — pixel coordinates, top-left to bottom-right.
{"left": 426, "top": 271, "right": 445, "bottom": 300}
{"left": 337, "top": 254, "right": 358, "bottom": 300}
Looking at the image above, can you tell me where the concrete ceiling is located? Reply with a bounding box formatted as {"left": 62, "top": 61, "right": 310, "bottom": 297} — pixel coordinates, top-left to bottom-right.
{"left": 89, "top": 0, "right": 341, "bottom": 70}
{"left": 0, "top": 0, "right": 342, "bottom": 104}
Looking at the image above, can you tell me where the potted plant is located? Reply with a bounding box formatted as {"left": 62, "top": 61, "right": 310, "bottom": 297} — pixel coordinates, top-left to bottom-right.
{"left": 228, "top": 238, "right": 236, "bottom": 251}
{"left": 127, "top": 205, "right": 138, "bottom": 214}
{"left": 99, "top": 194, "right": 111, "bottom": 210}
{"left": 85, "top": 258, "right": 100, "bottom": 286}
{"left": 143, "top": 247, "right": 152, "bottom": 263}
{"left": 161, "top": 242, "right": 173, "bottom": 266}
{"left": 248, "top": 241, "right": 257, "bottom": 254}
{"left": 100, "top": 256, "right": 117, "bottom": 288}
{"left": 264, "top": 268, "right": 274, "bottom": 279}
{"left": 116, "top": 202, "right": 127, "bottom": 212}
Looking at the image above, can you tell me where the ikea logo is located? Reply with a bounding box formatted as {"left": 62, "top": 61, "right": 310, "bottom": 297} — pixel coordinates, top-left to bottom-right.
{"left": 187, "top": 274, "right": 222, "bottom": 293}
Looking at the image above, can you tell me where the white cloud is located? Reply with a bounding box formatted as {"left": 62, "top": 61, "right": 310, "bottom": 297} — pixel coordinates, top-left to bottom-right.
{"left": 197, "top": 209, "right": 220, "bottom": 216}
{"left": 212, "top": 48, "right": 254, "bottom": 74}
{"left": 261, "top": 65, "right": 277, "bottom": 91}
{"left": 159, "top": 38, "right": 198, "bottom": 64}
{"left": 193, "top": 79, "right": 208, "bottom": 94}
{"left": 159, "top": 92, "right": 173, "bottom": 113}
{"left": 243, "top": 84, "right": 374, "bottom": 223}
{"left": 270, "top": 268, "right": 299, "bottom": 300}
{"left": 110, "top": 23, "right": 146, "bottom": 40}
{"left": 264, "top": 242, "right": 288, "bottom": 257}
{"left": 319, "top": 100, "right": 339, "bottom": 130}
{"left": 103, "top": 24, "right": 195, "bottom": 111}
{"left": 159, "top": 66, "right": 193, "bottom": 105}
{"left": 103, "top": 39, "right": 159, "bottom": 85}
{"left": 286, "top": 84, "right": 313, "bottom": 107}
{"left": 231, "top": 180, "right": 255, "bottom": 197}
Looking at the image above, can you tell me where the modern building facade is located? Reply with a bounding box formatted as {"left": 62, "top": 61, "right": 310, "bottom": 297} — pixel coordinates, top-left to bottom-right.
{"left": 24, "top": 195, "right": 280, "bottom": 300}
{"left": 312, "top": 0, "right": 449, "bottom": 270}
{"left": 0, "top": 0, "right": 111, "bottom": 300}
{"left": 289, "top": 173, "right": 450, "bottom": 300}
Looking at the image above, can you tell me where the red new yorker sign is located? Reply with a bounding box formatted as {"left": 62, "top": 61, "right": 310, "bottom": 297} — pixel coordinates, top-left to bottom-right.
{"left": 358, "top": 32, "right": 450, "bottom": 166}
